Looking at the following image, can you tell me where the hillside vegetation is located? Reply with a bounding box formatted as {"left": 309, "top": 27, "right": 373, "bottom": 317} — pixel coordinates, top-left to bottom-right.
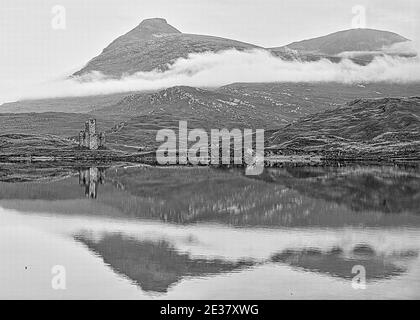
{"left": 267, "top": 97, "right": 420, "bottom": 159}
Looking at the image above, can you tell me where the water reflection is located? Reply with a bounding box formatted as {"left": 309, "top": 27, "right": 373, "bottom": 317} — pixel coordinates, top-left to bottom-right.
{"left": 0, "top": 164, "right": 419, "bottom": 228}
{"left": 261, "top": 166, "right": 420, "bottom": 214}
{"left": 72, "top": 230, "right": 418, "bottom": 294}
{"left": 78, "top": 167, "right": 105, "bottom": 199}
{"left": 75, "top": 232, "right": 255, "bottom": 293}
{"left": 271, "top": 245, "right": 418, "bottom": 281}
{"left": 0, "top": 163, "right": 419, "bottom": 298}
{"left": 102, "top": 165, "right": 419, "bottom": 227}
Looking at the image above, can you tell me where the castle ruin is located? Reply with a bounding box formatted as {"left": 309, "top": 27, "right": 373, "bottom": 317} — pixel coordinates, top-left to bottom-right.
{"left": 79, "top": 119, "right": 105, "bottom": 150}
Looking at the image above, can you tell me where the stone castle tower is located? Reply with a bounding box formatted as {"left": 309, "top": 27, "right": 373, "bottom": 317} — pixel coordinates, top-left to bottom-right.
{"left": 79, "top": 119, "right": 105, "bottom": 150}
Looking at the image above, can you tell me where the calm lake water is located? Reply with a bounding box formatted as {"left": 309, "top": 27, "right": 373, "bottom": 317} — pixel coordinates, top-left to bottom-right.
{"left": 0, "top": 164, "right": 419, "bottom": 299}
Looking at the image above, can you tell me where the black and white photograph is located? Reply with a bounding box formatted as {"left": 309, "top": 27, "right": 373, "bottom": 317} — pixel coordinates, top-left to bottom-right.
{"left": 0, "top": 0, "right": 419, "bottom": 306}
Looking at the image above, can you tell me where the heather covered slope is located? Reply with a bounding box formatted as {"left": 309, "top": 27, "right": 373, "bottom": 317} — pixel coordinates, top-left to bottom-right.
{"left": 218, "top": 82, "right": 420, "bottom": 118}
{"left": 0, "top": 112, "right": 119, "bottom": 137}
{"left": 74, "top": 18, "right": 259, "bottom": 77}
{"left": 92, "top": 85, "right": 290, "bottom": 125}
{"left": 267, "top": 97, "right": 420, "bottom": 159}
{"left": 0, "top": 133, "right": 125, "bottom": 160}
{"left": 0, "top": 134, "right": 76, "bottom": 156}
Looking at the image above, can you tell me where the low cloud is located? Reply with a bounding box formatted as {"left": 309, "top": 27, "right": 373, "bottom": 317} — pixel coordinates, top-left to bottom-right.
{"left": 5, "top": 48, "right": 420, "bottom": 102}
{"left": 337, "top": 40, "right": 420, "bottom": 58}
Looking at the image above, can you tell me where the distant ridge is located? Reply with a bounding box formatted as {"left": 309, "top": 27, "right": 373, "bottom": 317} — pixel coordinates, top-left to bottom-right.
{"left": 273, "top": 28, "right": 409, "bottom": 55}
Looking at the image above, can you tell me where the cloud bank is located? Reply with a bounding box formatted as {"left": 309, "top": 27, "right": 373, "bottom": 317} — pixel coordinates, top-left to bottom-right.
{"left": 5, "top": 48, "right": 420, "bottom": 102}
{"left": 337, "top": 41, "right": 420, "bottom": 58}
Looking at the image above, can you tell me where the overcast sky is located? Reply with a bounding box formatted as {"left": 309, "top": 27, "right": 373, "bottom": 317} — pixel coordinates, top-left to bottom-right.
{"left": 1, "top": 0, "right": 419, "bottom": 100}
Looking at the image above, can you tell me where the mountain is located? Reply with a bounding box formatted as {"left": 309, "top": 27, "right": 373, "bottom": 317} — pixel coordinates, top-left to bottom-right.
{"left": 75, "top": 20, "right": 411, "bottom": 77}
{"left": 74, "top": 18, "right": 259, "bottom": 77}
{"left": 2, "top": 19, "right": 415, "bottom": 115}
{"left": 1, "top": 18, "right": 418, "bottom": 158}
{"left": 273, "top": 28, "right": 409, "bottom": 56}
{"left": 267, "top": 97, "right": 420, "bottom": 159}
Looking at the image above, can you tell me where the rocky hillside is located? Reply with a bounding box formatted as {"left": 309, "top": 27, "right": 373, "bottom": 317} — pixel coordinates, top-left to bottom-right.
{"left": 218, "top": 82, "right": 420, "bottom": 118}
{"left": 267, "top": 97, "right": 420, "bottom": 159}
{"left": 93, "top": 85, "right": 287, "bottom": 150}
{"left": 93, "top": 85, "right": 288, "bottom": 124}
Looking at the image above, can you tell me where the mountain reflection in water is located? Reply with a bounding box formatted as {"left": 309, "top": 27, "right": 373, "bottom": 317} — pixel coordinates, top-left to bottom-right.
{"left": 0, "top": 163, "right": 419, "bottom": 299}
{"left": 74, "top": 231, "right": 418, "bottom": 294}
{"left": 75, "top": 232, "right": 255, "bottom": 293}
{"left": 271, "top": 246, "right": 418, "bottom": 281}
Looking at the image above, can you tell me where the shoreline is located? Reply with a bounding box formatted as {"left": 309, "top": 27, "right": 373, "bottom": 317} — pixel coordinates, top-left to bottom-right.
{"left": 0, "top": 153, "right": 419, "bottom": 168}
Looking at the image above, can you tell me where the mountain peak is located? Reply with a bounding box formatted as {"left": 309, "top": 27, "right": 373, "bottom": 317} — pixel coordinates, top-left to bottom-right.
{"left": 139, "top": 17, "right": 168, "bottom": 25}
{"left": 133, "top": 17, "right": 181, "bottom": 35}
{"left": 93, "top": 17, "right": 182, "bottom": 60}
{"left": 74, "top": 17, "right": 256, "bottom": 77}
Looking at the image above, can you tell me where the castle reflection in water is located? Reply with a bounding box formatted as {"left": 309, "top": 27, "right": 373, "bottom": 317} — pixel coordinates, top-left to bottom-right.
{"left": 78, "top": 167, "right": 105, "bottom": 198}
